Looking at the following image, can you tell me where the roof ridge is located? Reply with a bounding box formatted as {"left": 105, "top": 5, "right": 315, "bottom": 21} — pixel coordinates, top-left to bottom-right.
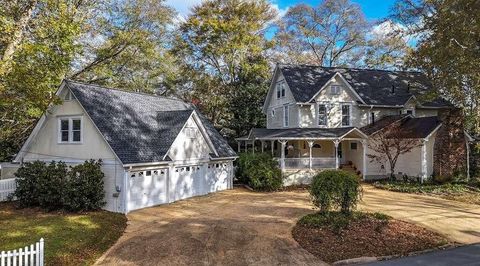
{"left": 277, "top": 63, "right": 422, "bottom": 74}
{"left": 64, "top": 79, "right": 190, "bottom": 105}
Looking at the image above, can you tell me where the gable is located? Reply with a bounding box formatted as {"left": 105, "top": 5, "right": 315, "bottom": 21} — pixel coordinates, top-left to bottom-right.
{"left": 17, "top": 88, "right": 118, "bottom": 162}
{"left": 263, "top": 69, "right": 296, "bottom": 112}
{"left": 167, "top": 114, "right": 214, "bottom": 161}
{"left": 314, "top": 75, "right": 359, "bottom": 103}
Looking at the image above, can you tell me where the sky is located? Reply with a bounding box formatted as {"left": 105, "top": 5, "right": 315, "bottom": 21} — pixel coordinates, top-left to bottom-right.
{"left": 165, "top": 0, "right": 397, "bottom": 21}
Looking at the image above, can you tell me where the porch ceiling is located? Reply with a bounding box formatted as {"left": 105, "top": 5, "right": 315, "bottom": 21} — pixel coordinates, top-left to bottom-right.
{"left": 243, "top": 127, "right": 365, "bottom": 140}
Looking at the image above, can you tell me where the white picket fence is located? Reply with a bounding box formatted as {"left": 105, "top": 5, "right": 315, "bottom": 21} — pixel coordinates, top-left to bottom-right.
{"left": 0, "top": 178, "right": 16, "bottom": 202}
{"left": 0, "top": 239, "right": 44, "bottom": 266}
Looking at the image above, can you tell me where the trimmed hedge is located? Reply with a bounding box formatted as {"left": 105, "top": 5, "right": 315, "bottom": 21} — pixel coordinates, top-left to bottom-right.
{"left": 310, "top": 170, "right": 362, "bottom": 213}
{"left": 236, "top": 152, "right": 282, "bottom": 191}
{"left": 14, "top": 160, "right": 105, "bottom": 212}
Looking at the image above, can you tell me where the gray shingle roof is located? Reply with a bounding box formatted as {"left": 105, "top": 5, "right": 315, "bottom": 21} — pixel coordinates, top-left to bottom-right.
{"left": 278, "top": 64, "right": 452, "bottom": 107}
{"left": 66, "top": 80, "right": 236, "bottom": 164}
{"left": 361, "top": 115, "right": 441, "bottom": 139}
{"left": 245, "top": 127, "right": 355, "bottom": 140}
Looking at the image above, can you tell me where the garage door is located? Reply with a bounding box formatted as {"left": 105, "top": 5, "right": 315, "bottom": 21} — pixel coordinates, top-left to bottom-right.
{"left": 128, "top": 169, "right": 168, "bottom": 211}
{"left": 206, "top": 162, "right": 231, "bottom": 193}
{"left": 170, "top": 165, "right": 206, "bottom": 202}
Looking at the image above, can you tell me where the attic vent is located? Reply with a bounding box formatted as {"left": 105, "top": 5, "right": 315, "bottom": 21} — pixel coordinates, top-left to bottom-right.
{"left": 391, "top": 85, "right": 395, "bottom": 94}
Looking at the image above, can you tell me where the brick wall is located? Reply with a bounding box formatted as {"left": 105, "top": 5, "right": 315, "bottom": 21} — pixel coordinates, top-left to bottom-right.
{"left": 433, "top": 108, "right": 468, "bottom": 179}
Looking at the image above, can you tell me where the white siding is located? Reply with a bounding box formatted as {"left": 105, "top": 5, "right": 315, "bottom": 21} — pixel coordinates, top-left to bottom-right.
{"left": 20, "top": 89, "right": 127, "bottom": 213}
{"left": 266, "top": 72, "right": 297, "bottom": 129}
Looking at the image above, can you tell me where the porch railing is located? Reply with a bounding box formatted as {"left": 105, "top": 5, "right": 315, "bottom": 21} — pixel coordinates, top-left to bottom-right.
{"left": 276, "top": 157, "right": 336, "bottom": 170}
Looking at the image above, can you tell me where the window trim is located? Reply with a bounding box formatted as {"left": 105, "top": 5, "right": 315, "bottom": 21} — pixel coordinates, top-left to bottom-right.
{"left": 340, "top": 103, "right": 352, "bottom": 127}
{"left": 317, "top": 103, "right": 328, "bottom": 127}
{"left": 350, "top": 142, "right": 358, "bottom": 150}
{"left": 330, "top": 85, "right": 341, "bottom": 95}
{"left": 369, "top": 112, "right": 375, "bottom": 124}
{"left": 57, "top": 116, "right": 83, "bottom": 144}
{"left": 283, "top": 104, "right": 289, "bottom": 127}
{"left": 276, "top": 81, "right": 286, "bottom": 99}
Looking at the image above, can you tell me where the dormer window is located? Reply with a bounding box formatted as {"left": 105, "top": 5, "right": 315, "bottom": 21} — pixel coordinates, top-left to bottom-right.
{"left": 276, "top": 81, "right": 286, "bottom": 99}
{"left": 331, "top": 85, "right": 340, "bottom": 95}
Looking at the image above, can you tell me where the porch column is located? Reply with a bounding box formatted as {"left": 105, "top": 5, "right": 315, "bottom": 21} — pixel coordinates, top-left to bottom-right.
{"left": 279, "top": 140, "right": 287, "bottom": 172}
{"left": 237, "top": 141, "right": 241, "bottom": 153}
{"left": 334, "top": 139, "right": 340, "bottom": 169}
{"left": 361, "top": 140, "right": 367, "bottom": 180}
{"left": 307, "top": 140, "right": 314, "bottom": 170}
{"left": 261, "top": 140, "right": 265, "bottom": 153}
{"left": 271, "top": 140, "right": 274, "bottom": 156}
{"left": 421, "top": 139, "right": 427, "bottom": 183}
{"left": 252, "top": 140, "right": 255, "bottom": 154}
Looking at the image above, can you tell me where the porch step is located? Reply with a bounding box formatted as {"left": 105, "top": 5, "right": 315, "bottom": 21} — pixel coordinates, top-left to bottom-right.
{"left": 340, "top": 164, "right": 362, "bottom": 177}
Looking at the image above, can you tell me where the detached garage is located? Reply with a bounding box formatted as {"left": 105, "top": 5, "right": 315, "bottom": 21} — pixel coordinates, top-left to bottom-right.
{"left": 14, "top": 80, "right": 237, "bottom": 213}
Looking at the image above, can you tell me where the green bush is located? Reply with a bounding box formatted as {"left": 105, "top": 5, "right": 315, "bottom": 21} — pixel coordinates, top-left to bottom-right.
{"left": 14, "top": 160, "right": 105, "bottom": 211}
{"left": 309, "top": 170, "right": 362, "bottom": 213}
{"left": 235, "top": 153, "right": 282, "bottom": 191}
{"left": 64, "top": 160, "right": 106, "bottom": 212}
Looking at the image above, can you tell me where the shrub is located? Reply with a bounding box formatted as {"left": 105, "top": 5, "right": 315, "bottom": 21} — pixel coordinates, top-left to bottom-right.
{"left": 13, "top": 160, "right": 105, "bottom": 212}
{"left": 309, "top": 170, "right": 362, "bottom": 213}
{"left": 235, "top": 153, "right": 282, "bottom": 191}
{"left": 64, "top": 160, "right": 106, "bottom": 212}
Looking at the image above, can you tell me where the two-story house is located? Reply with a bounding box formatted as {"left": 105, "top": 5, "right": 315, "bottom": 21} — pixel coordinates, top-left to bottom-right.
{"left": 236, "top": 64, "right": 472, "bottom": 185}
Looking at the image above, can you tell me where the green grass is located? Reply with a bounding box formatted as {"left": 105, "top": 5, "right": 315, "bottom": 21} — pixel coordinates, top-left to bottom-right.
{"left": 0, "top": 203, "right": 127, "bottom": 265}
{"left": 373, "top": 181, "right": 480, "bottom": 205}
{"left": 298, "top": 211, "right": 391, "bottom": 232}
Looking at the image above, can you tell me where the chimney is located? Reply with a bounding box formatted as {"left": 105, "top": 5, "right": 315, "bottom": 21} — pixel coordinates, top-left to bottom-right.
{"left": 391, "top": 84, "right": 395, "bottom": 94}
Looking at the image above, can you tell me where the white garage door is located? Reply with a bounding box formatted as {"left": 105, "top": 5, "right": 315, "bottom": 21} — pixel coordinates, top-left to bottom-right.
{"left": 170, "top": 165, "right": 206, "bottom": 202}
{"left": 128, "top": 169, "right": 168, "bottom": 211}
{"left": 206, "top": 162, "right": 231, "bottom": 193}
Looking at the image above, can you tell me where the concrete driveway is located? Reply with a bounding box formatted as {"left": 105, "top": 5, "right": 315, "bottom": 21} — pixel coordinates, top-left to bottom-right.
{"left": 359, "top": 185, "right": 480, "bottom": 244}
{"left": 96, "top": 186, "right": 480, "bottom": 265}
{"left": 96, "top": 187, "right": 326, "bottom": 266}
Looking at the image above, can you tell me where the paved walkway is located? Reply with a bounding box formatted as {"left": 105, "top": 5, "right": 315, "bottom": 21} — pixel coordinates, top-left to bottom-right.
{"left": 364, "top": 244, "right": 480, "bottom": 266}
{"left": 96, "top": 188, "right": 326, "bottom": 266}
{"left": 359, "top": 185, "right": 480, "bottom": 244}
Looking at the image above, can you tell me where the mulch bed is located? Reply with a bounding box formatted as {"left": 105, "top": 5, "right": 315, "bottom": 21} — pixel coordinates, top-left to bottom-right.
{"left": 292, "top": 214, "right": 448, "bottom": 263}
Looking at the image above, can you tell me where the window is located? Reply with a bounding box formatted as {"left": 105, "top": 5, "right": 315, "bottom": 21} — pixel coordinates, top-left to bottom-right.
{"left": 276, "top": 82, "right": 286, "bottom": 99}
{"left": 370, "top": 112, "right": 375, "bottom": 124}
{"left": 350, "top": 142, "right": 357, "bottom": 150}
{"left": 318, "top": 104, "right": 328, "bottom": 126}
{"left": 185, "top": 127, "right": 197, "bottom": 138}
{"left": 331, "top": 85, "right": 340, "bottom": 95}
{"left": 341, "top": 104, "right": 351, "bottom": 126}
{"left": 64, "top": 90, "right": 73, "bottom": 101}
{"left": 283, "top": 105, "right": 289, "bottom": 127}
{"left": 271, "top": 109, "right": 275, "bottom": 117}
{"left": 58, "top": 117, "right": 82, "bottom": 143}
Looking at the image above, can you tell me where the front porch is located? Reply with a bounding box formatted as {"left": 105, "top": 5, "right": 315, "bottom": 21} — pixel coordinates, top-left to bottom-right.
{"left": 236, "top": 128, "right": 369, "bottom": 180}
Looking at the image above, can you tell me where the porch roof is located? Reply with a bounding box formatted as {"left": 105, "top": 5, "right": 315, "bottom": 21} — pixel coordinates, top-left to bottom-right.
{"left": 239, "top": 127, "right": 367, "bottom": 140}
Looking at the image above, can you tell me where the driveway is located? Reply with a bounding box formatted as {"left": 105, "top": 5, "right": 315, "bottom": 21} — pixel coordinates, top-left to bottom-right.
{"left": 359, "top": 185, "right": 480, "bottom": 244}
{"left": 96, "top": 187, "right": 326, "bottom": 266}
{"left": 96, "top": 186, "right": 480, "bottom": 265}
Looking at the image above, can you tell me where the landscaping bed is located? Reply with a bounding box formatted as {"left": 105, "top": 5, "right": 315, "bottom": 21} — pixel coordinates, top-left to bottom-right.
{"left": 292, "top": 211, "right": 448, "bottom": 263}
{"left": 373, "top": 181, "right": 480, "bottom": 205}
{"left": 0, "top": 202, "right": 127, "bottom": 266}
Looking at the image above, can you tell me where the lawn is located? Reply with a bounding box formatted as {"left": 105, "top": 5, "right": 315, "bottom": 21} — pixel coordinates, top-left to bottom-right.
{"left": 373, "top": 181, "right": 480, "bottom": 205}
{"left": 0, "top": 202, "right": 127, "bottom": 266}
{"left": 292, "top": 211, "right": 448, "bottom": 263}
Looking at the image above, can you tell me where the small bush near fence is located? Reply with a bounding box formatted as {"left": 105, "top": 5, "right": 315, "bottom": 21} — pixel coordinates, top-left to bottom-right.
{"left": 310, "top": 170, "right": 362, "bottom": 213}
{"left": 14, "top": 160, "right": 105, "bottom": 212}
{"left": 236, "top": 153, "right": 282, "bottom": 191}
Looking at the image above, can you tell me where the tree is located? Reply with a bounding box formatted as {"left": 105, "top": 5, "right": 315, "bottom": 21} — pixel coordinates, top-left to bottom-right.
{"left": 0, "top": 0, "right": 92, "bottom": 161}
{"left": 364, "top": 21, "right": 411, "bottom": 70}
{"left": 173, "top": 0, "right": 276, "bottom": 137}
{"left": 273, "top": 0, "right": 368, "bottom": 67}
{"left": 367, "top": 120, "right": 422, "bottom": 180}
{"left": 70, "top": 0, "right": 176, "bottom": 93}
{"left": 391, "top": 0, "right": 480, "bottom": 133}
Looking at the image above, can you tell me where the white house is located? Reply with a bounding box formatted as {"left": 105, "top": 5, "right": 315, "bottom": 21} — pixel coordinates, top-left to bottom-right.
{"left": 237, "top": 64, "right": 471, "bottom": 185}
{"left": 14, "top": 80, "right": 237, "bottom": 213}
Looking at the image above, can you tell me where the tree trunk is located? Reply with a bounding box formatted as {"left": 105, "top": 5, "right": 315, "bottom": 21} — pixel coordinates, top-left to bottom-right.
{"left": 1, "top": 0, "right": 38, "bottom": 64}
